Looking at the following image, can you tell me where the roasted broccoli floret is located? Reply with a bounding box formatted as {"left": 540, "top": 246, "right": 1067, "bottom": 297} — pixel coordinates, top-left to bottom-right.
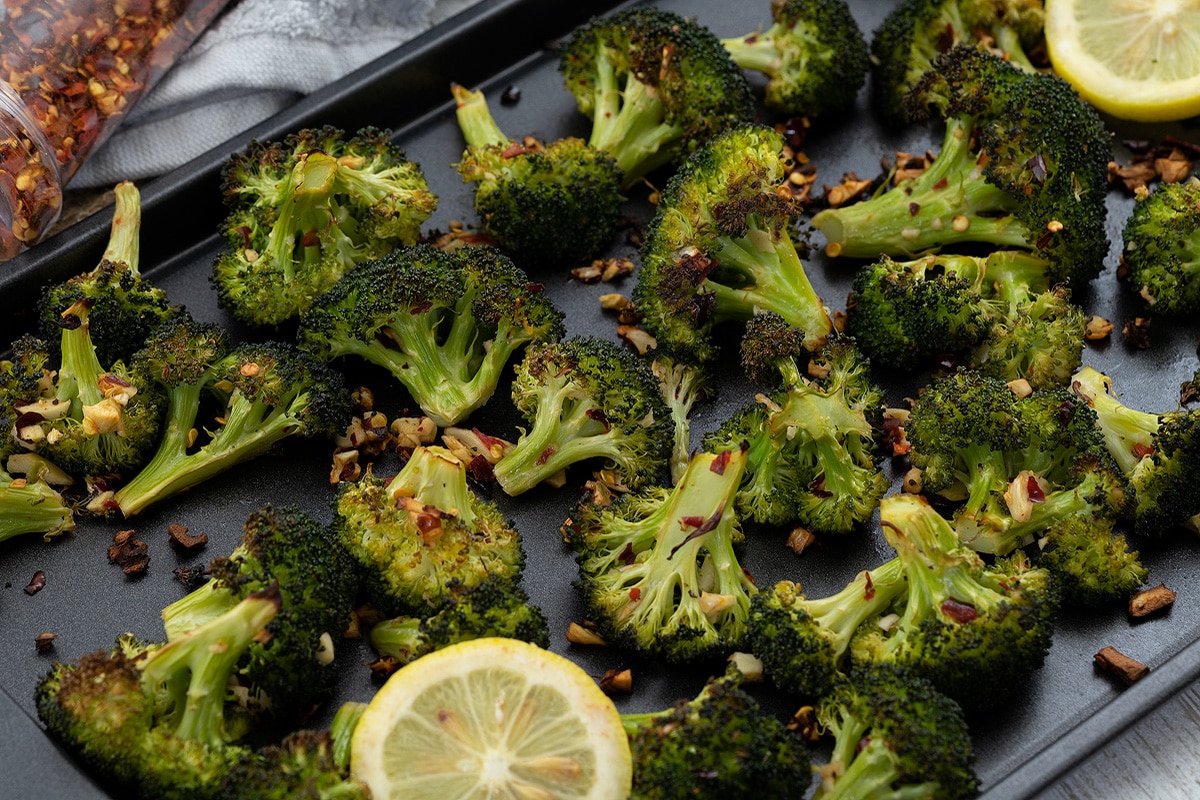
{"left": 621, "top": 667, "right": 812, "bottom": 799}
{"left": 747, "top": 562, "right": 907, "bottom": 699}
{"left": 36, "top": 588, "right": 282, "bottom": 799}
{"left": 11, "top": 299, "right": 162, "bottom": 478}
{"left": 1038, "top": 514, "right": 1147, "bottom": 607}
{"left": 849, "top": 250, "right": 1088, "bottom": 388}
{"left": 115, "top": 326, "right": 348, "bottom": 517}
{"left": 633, "top": 124, "right": 834, "bottom": 363}
{"left": 369, "top": 579, "right": 549, "bottom": 666}
{"left": 160, "top": 506, "right": 357, "bottom": 722}
{"left": 1121, "top": 178, "right": 1200, "bottom": 315}
{"left": 906, "top": 369, "right": 1126, "bottom": 555}
{"left": 720, "top": 0, "right": 869, "bottom": 116}
{"left": 298, "top": 243, "right": 563, "bottom": 427}
{"left": 0, "top": 334, "right": 50, "bottom": 433}
{"left": 334, "top": 445, "right": 526, "bottom": 616}
{"left": 704, "top": 317, "right": 888, "bottom": 533}
{"left": 812, "top": 45, "right": 1110, "bottom": 286}
{"left": 558, "top": 7, "right": 755, "bottom": 188}
{"left": 850, "top": 493, "right": 1056, "bottom": 710}
{"left": 811, "top": 665, "right": 979, "bottom": 800}
{"left": 491, "top": 336, "right": 672, "bottom": 496}
{"left": 1071, "top": 366, "right": 1200, "bottom": 535}
{"left": 565, "top": 448, "right": 755, "bottom": 663}
{"left": 451, "top": 83, "right": 624, "bottom": 267}
{"left": 212, "top": 126, "right": 438, "bottom": 328}
{"left": 38, "top": 181, "right": 182, "bottom": 365}
{"left": 0, "top": 459, "right": 73, "bottom": 544}
{"left": 651, "top": 355, "right": 711, "bottom": 486}
{"left": 871, "top": 0, "right": 1045, "bottom": 124}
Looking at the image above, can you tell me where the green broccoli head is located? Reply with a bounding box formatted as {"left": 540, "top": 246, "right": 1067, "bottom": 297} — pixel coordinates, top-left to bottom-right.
{"left": 452, "top": 84, "right": 625, "bottom": 267}
{"left": 299, "top": 243, "right": 564, "bottom": 427}
{"left": 813, "top": 45, "right": 1110, "bottom": 287}
{"left": 870, "top": 0, "right": 1045, "bottom": 124}
{"left": 492, "top": 336, "right": 673, "bottom": 495}
{"left": 559, "top": 7, "right": 755, "bottom": 187}
{"left": 212, "top": 125, "right": 438, "bottom": 328}
{"left": 634, "top": 124, "right": 834, "bottom": 363}
{"left": 219, "top": 715, "right": 368, "bottom": 800}
{"left": 721, "top": 0, "right": 869, "bottom": 116}
{"left": 621, "top": 667, "right": 813, "bottom": 799}
{"left": 813, "top": 664, "right": 979, "bottom": 800}
{"left": 566, "top": 449, "right": 756, "bottom": 663}
{"left": 1037, "top": 514, "right": 1147, "bottom": 608}
{"left": 334, "top": 446, "right": 526, "bottom": 616}
{"left": 1121, "top": 179, "right": 1200, "bottom": 315}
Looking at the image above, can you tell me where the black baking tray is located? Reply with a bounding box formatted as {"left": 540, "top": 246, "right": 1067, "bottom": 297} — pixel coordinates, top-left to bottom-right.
{"left": 1, "top": 1, "right": 1198, "bottom": 798}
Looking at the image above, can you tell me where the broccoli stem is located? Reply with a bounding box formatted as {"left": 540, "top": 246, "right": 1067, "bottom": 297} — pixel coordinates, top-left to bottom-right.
{"left": 113, "top": 381, "right": 205, "bottom": 517}
{"left": 1072, "top": 367, "right": 1158, "bottom": 474}
{"left": 103, "top": 181, "right": 141, "bottom": 275}
{"left": 451, "top": 83, "right": 510, "bottom": 149}
{"left": 807, "top": 558, "right": 907, "bottom": 650}
{"left": 767, "top": 390, "right": 875, "bottom": 497}
{"left": 992, "top": 25, "right": 1036, "bottom": 72}
{"left": 720, "top": 34, "right": 782, "bottom": 76}
{"left": 811, "top": 117, "right": 1027, "bottom": 258}
{"left": 963, "top": 471, "right": 1113, "bottom": 555}
{"left": 331, "top": 701, "right": 368, "bottom": 772}
{"left": 161, "top": 580, "right": 237, "bottom": 642}
{"left": 139, "top": 587, "right": 280, "bottom": 746}
{"left": 57, "top": 305, "right": 105, "bottom": 409}
{"left": 265, "top": 153, "right": 342, "bottom": 283}
{"left": 387, "top": 446, "right": 479, "bottom": 529}
{"left": 0, "top": 474, "right": 74, "bottom": 542}
{"left": 817, "top": 738, "right": 938, "bottom": 800}
{"left": 368, "top": 617, "right": 423, "bottom": 664}
{"left": 706, "top": 230, "right": 833, "bottom": 347}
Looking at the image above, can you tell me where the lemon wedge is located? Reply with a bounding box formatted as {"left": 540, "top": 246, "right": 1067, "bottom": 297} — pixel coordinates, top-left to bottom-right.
{"left": 1044, "top": 0, "right": 1200, "bottom": 122}
{"left": 350, "top": 637, "right": 632, "bottom": 800}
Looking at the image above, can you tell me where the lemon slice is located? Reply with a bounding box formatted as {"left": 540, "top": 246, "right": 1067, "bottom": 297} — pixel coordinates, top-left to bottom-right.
{"left": 1044, "top": 0, "right": 1200, "bottom": 122}
{"left": 350, "top": 637, "right": 632, "bottom": 800}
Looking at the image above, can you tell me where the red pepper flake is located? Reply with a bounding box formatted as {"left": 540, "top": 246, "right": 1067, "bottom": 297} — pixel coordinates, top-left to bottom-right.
{"left": 679, "top": 515, "right": 705, "bottom": 529}
{"left": 1132, "top": 442, "right": 1155, "bottom": 460}
{"left": 24, "top": 570, "right": 46, "bottom": 595}
{"left": 933, "top": 177, "right": 949, "bottom": 191}
{"left": 940, "top": 597, "right": 978, "bottom": 623}
{"left": 617, "top": 542, "right": 635, "bottom": 565}
{"left": 300, "top": 229, "right": 320, "bottom": 248}
{"left": 501, "top": 142, "right": 527, "bottom": 159}
{"left": 1027, "top": 153, "right": 1048, "bottom": 184}
{"left": 585, "top": 408, "right": 610, "bottom": 429}
{"left": 466, "top": 454, "right": 495, "bottom": 484}
{"left": 863, "top": 571, "right": 875, "bottom": 601}
{"left": 710, "top": 450, "right": 732, "bottom": 474}
{"left": 629, "top": 587, "right": 641, "bottom": 602}
{"left": 1026, "top": 476, "right": 1045, "bottom": 504}
{"left": 536, "top": 447, "right": 555, "bottom": 466}
{"left": 909, "top": 202, "right": 920, "bottom": 216}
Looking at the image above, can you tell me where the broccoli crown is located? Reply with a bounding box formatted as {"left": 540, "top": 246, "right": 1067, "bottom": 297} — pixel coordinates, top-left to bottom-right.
{"left": 566, "top": 448, "right": 755, "bottom": 663}
{"left": 1038, "top": 514, "right": 1147, "bottom": 608}
{"left": 13, "top": 299, "right": 163, "bottom": 478}
{"left": 558, "top": 7, "right": 755, "bottom": 187}
{"left": 747, "top": 563, "right": 907, "bottom": 699}
{"left": 1071, "top": 366, "right": 1200, "bottom": 535}
{"left": 212, "top": 125, "right": 438, "bottom": 328}
{"left": 115, "top": 340, "right": 348, "bottom": 518}
{"left": 161, "top": 506, "right": 358, "bottom": 720}
{"left": 870, "top": 0, "right": 1046, "bottom": 125}
{"left": 622, "top": 668, "right": 812, "bottom": 799}
{"left": 334, "top": 446, "right": 526, "bottom": 616}
{"left": 651, "top": 355, "right": 712, "bottom": 486}
{"left": 721, "top": 0, "right": 869, "bottom": 116}
{"left": 851, "top": 494, "right": 1056, "bottom": 711}
{"left": 37, "top": 591, "right": 282, "bottom": 799}
{"left": 299, "top": 243, "right": 564, "bottom": 427}
{"left": 634, "top": 124, "right": 834, "bottom": 362}
{"left": 492, "top": 336, "right": 673, "bottom": 495}
{"left": 452, "top": 84, "right": 625, "bottom": 267}
{"left": 813, "top": 45, "right": 1110, "bottom": 286}
{"left": 1122, "top": 179, "right": 1200, "bottom": 315}
{"left": 369, "top": 579, "right": 550, "bottom": 665}
{"left": 0, "top": 463, "right": 74, "bottom": 543}
{"left": 219, "top": 726, "right": 367, "bottom": 800}
{"left": 705, "top": 325, "right": 887, "bottom": 533}
{"left": 813, "top": 664, "right": 979, "bottom": 800}
{"left": 39, "top": 183, "right": 181, "bottom": 365}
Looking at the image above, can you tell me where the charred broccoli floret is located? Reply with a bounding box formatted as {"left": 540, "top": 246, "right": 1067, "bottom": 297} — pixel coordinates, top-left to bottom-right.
{"left": 1071, "top": 366, "right": 1200, "bottom": 535}
{"left": 212, "top": 126, "right": 438, "bottom": 328}
{"left": 36, "top": 588, "right": 282, "bottom": 799}
{"left": 491, "top": 336, "right": 673, "bottom": 496}
{"left": 704, "top": 317, "right": 888, "bottom": 533}
{"left": 298, "top": 243, "right": 563, "bottom": 427}
{"left": 720, "top": 0, "right": 869, "bottom": 116}
{"left": 1038, "top": 514, "right": 1147, "bottom": 608}
{"left": 451, "top": 83, "right": 624, "bottom": 267}
{"left": 812, "top": 45, "right": 1110, "bottom": 286}
{"left": 38, "top": 181, "right": 182, "bottom": 365}
{"left": 871, "top": 0, "right": 1045, "bottom": 124}
{"left": 160, "top": 506, "right": 358, "bottom": 722}
{"left": 812, "top": 665, "right": 979, "bottom": 799}
{"left": 565, "top": 449, "right": 755, "bottom": 663}
{"left": 849, "top": 251, "right": 1088, "bottom": 388}
{"left": 558, "top": 7, "right": 755, "bottom": 188}
{"left": 333, "top": 445, "right": 526, "bottom": 616}
{"left": 115, "top": 326, "right": 348, "bottom": 517}
{"left": 1121, "top": 178, "right": 1200, "bottom": 315}
{"left": 621, "top": 667, "right": 812, "bottom": 799}
{"left": 633, "top": 124, "right": 834, "bottom": 363}
{"left": 369, "top": 579, "right": 549, "bottom": 666}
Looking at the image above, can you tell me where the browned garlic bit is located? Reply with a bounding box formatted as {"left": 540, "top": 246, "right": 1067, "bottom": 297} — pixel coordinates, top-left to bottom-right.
{"left": 1094, "top": 646, "right": 1149, "bottom": 687}
{"left": 565, "top": 622, "right": 607, "bottom": 646}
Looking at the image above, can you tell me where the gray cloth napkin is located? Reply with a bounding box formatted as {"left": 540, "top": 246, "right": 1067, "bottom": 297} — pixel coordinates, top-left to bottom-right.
{"left": 70, "top": 0, "right": 482, "bottom": 189}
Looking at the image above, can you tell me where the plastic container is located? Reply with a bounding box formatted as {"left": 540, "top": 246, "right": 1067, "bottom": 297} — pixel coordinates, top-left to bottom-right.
{"left": 0, "top": 0, "right": 231, "bottom": 260}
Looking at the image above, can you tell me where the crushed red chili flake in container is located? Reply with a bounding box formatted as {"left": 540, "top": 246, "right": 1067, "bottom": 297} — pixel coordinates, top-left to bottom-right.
{"left": 0, "top": 0, "right": 231, "bottom": 259}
